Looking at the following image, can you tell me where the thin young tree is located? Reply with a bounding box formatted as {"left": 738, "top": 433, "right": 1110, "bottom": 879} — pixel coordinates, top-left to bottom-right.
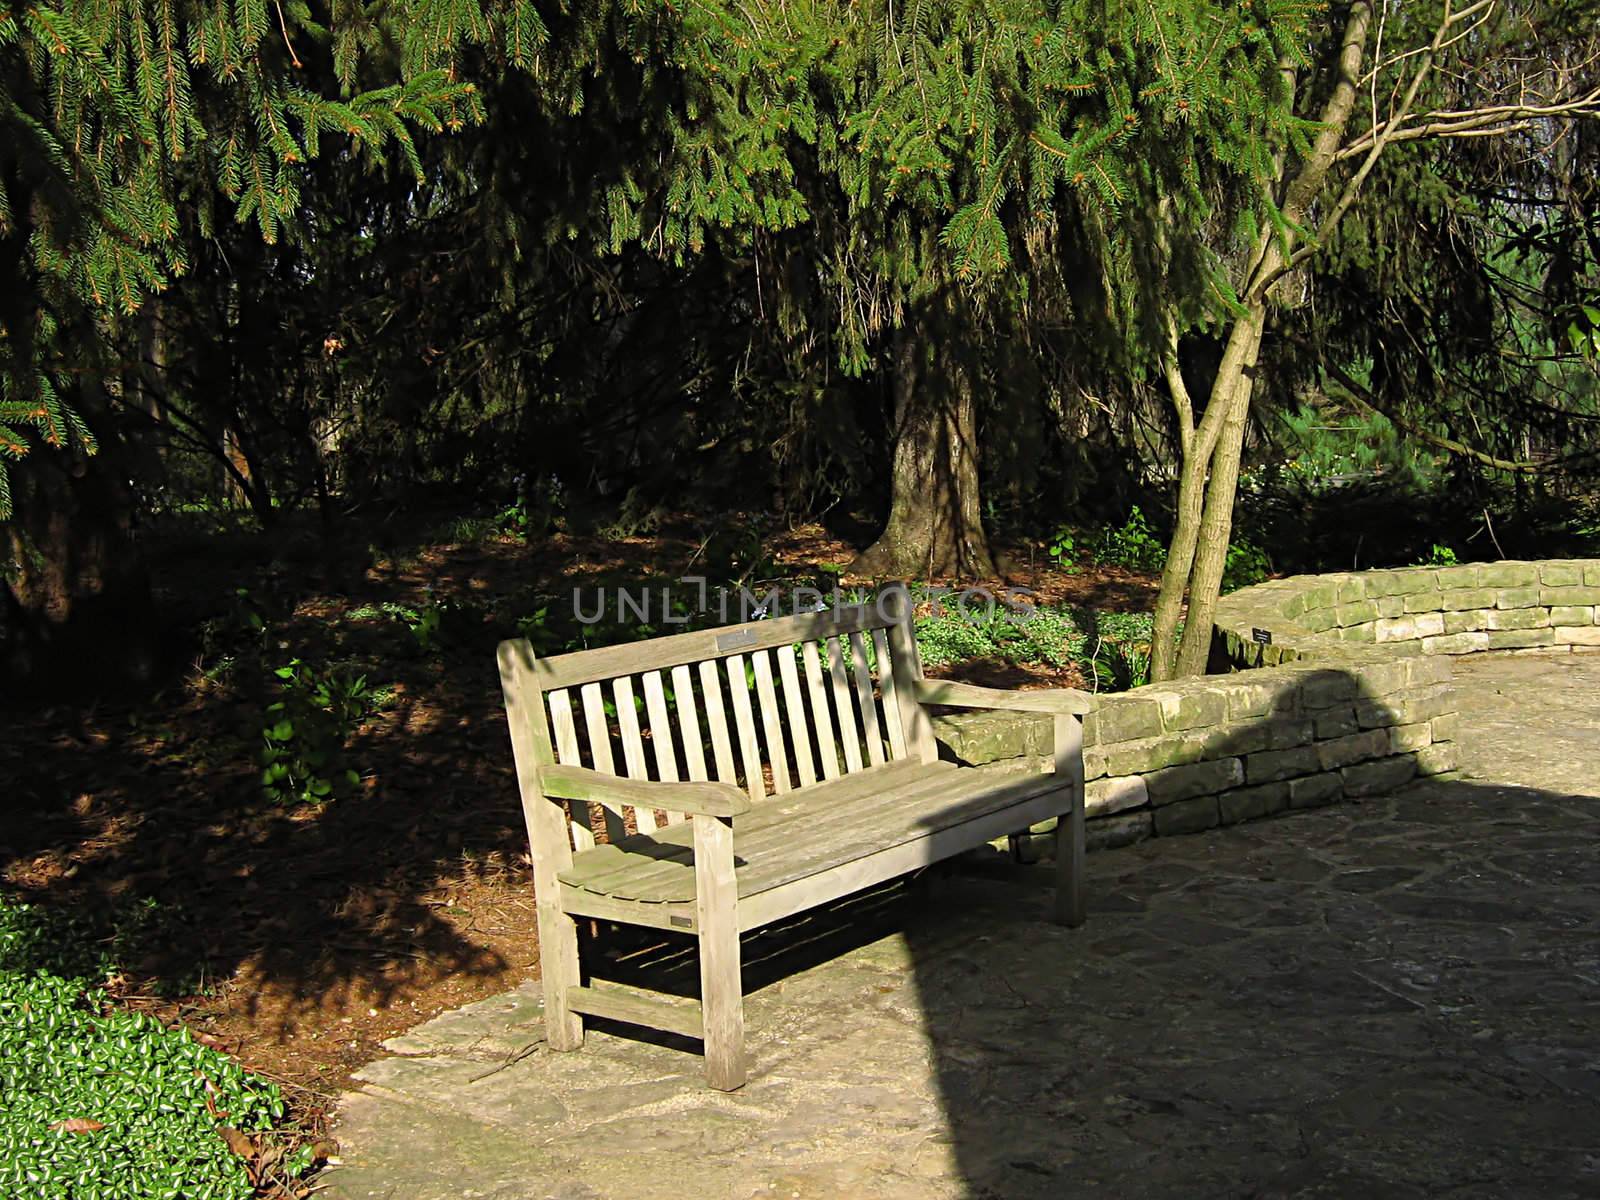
{"left": 1149, "top": 0, "right": 1600, "bottom": 679}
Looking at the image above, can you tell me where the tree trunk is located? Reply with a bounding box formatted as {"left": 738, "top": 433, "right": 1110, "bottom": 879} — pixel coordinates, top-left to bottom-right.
{"left": 2, "top": 436, "right": 158, "bottom": 691}
{"left": 1174, "top": 318, "right": 1262, "bottom": 676}
{"left": 1150, "top": 3, "right": 1376, "bottom": 680}
{"left": 852, "top": 315, "right": 996, "bottom": 580}
{"left": 1149, "top": 278, "right": 1271, "bottom": 679}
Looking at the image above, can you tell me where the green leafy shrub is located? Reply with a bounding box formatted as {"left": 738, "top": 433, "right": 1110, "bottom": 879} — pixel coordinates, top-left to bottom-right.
{"left": 1222, "top": 539, "right": 1271, "bottom": 592}
{"left": 0, "top": 899, "right": 302, "bottom": 1199}
{"left": 1092, "top": 507, "right": 1167, "bottom": 572}
{"left": 1082, "top": 611, "right": 1157, "bottom": 691}
{"left": 1045, "top": 526, "right": 1078, "bottom": 573}
{"left": 260, "top": 658, "right": 374, "bottom": 805}
{"left": 1417, "top": 543, "right": 1458, "bottom": 566}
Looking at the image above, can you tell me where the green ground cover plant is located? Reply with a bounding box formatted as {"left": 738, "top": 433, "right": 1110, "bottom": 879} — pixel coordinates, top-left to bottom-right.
{"left": 915, "top": 602, "right": 1172, "bottom": 692}
{"left": 0, "top": 899, "right": 308, "bottom": 1199}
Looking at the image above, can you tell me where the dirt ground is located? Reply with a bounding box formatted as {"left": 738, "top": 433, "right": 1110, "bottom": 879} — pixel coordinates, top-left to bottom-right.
{"left": 1, "top": 515, "right": 1159, "bottom": 1182}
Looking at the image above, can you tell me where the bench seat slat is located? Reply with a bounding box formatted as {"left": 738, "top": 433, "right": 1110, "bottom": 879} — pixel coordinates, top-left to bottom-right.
{"left": 557, "top": 758, "right": 1061, "bottom": 906}
{"left": 561, "top": 759, "right": 938, "bottom": 897}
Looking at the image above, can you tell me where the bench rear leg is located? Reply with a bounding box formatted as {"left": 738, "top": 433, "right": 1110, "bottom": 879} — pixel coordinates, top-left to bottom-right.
{"left": 694, "top": 814, "right": 746, "bottom": 1090}
{"left": 1052, "top": 714, "right": 1088, "bottom": 928}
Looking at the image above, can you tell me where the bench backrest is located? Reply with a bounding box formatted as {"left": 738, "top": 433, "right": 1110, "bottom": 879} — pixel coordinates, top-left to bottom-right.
{"left": 498, "top": 586, "right": 936, "bottom": 850}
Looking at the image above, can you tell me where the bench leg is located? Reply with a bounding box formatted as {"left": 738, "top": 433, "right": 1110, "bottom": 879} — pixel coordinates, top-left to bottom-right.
{"left": 1052, "top": 715, "right": 1087, "bottom": 928}
{"left": 693, "top": 814, "right": 746, "bottom": 1091}
{"left": 539, "top": 907, "right": 585, "bottom": 1051}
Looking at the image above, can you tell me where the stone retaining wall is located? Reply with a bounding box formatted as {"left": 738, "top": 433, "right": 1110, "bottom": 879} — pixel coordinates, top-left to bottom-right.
{"left": 1214, "top": 559, "right": 1600, "bottom": 666}
{"left": 931, "top": 558, "right": 1600, "bottom": 849}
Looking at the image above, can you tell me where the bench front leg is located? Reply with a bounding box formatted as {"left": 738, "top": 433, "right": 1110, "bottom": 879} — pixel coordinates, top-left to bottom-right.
{"left": 1052, "top": 713, "right": 1087, "bottom": 928}
{"left": 692, "top": 813, "right": 746, "bottom": 1090}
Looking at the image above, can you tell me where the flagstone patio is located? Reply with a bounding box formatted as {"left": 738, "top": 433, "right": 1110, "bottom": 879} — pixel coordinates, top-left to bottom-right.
{"left": 325, "top": 651, "right": 1600, "bottom": 1199}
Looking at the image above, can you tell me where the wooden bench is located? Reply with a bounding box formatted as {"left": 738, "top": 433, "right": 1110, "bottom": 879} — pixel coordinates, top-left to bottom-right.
{"left": 497, "top": 584, "right": 1091, "bottom": 1090}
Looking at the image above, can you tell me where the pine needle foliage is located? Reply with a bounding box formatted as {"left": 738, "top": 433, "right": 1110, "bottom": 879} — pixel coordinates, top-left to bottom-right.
{"left": 0, "top": 0, "right": 531, "bottom": 514}
{"left": 594, "top": 0, "right": 1322, "bottom": 375}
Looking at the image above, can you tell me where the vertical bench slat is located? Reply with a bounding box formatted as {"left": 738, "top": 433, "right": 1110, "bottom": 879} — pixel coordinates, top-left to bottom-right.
{"left": 641, "top": 670, "right": 683, "bottom": 825}
{"left": 641, "top": 671, "right": 678, "bottom": 781}
{"left": 697, "top": 659, "right": 740, "bottom": 786}
{"left": 612, "top": 676, "right": 657, "bottom": 834}
{"left": 672, "top": 664, "right": 709, "bottom": 785}
{"left": 871, "top": 628, "right": 908, "bottom": 760}
{"left": 547, "top": 687, "right": 595, "bottom": 851}
{"left": 776, "top": 647, "right": 818, "bottom": 787}
{"left": 800, "top": 640, "right": 841, "bottom": 780}
{"left": 750, "top": 650, "right": 792, "bottom": 793}
{"left": 723, "top": 654, "right": 765, "bottom": 800}
{"left": 579, "top": 682, "right": 626, "bottom": 840}
{"left": 881, "top": 589, "right": 938, "bottom": 764}
{"left": 848, "top": 631, "right": 886, "bottom": 767}
{"left": 826, "top": 636, "right": 864, "bottom": 773}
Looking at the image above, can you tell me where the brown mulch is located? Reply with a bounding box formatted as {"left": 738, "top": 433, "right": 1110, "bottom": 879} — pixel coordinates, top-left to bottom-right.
{"left": 0, "top": 515, "right": 1160, "bottom": 1186}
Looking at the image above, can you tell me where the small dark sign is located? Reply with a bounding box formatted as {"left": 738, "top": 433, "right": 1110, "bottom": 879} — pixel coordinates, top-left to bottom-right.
{"left": 1251, "top": 628, "right": 1273, "bottom": 645}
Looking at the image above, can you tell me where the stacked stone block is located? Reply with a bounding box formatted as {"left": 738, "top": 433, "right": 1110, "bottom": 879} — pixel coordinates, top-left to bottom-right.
{"left": 1215, "top": 560, "right": 1600, "bottom": 663}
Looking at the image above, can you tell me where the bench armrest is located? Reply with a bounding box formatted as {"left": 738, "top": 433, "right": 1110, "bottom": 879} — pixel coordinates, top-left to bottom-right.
{"left": 913, "top": 679, "right": 1094, "bottom": 716}
{"left": 541, "top": 763, "right": 753, "bottom": 818}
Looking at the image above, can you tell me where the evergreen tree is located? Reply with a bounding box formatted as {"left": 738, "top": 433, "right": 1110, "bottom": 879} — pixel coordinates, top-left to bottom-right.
{"left": 0, "top": 0, "right": 558, "bottom": 514}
